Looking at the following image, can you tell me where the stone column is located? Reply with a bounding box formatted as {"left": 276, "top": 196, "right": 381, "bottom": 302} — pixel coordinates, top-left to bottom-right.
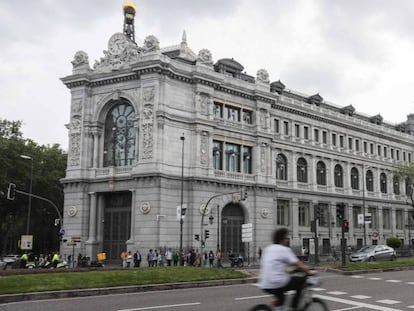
{"left": 291, "top": 198, "right": 299, "bottom": 245}
{"left": 92, "top": 131, "right": 100, "bottom": 168}
{"left": 86, "top": 192, "right": 98, "bottom": 259}
{"left": 96, "top": 194, "right": 104, "bottom": 243}
{"left": 127, "top": 189, "right": 136, "bottom": 246}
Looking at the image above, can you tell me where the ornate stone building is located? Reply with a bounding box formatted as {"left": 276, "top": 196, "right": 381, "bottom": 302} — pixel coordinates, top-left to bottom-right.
{"left": 60, "top": 3, "right": 414, "bottom": 261}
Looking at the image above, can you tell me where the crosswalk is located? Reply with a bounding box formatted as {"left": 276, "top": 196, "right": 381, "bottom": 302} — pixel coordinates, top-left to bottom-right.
{"left": 310, "top": 274, "right": 414, "bottom": 309}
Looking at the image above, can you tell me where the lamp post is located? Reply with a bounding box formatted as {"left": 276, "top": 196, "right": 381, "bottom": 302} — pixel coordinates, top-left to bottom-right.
{"left": 20, "top": 155, "right": 33, "bottom": 235}
{"left": 179, "top": 134, "right": 185, "bottom": 265}
{"left": 361, "top": 164, "right": 368, "bottom": 246}
{"left": 209, "top": 205, "right": 220, "bottom": 253}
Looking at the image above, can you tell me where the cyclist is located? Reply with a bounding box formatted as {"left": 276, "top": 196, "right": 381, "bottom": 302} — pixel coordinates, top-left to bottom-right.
{"left": 258, "top": 228, "right": 316, "bottom": 310}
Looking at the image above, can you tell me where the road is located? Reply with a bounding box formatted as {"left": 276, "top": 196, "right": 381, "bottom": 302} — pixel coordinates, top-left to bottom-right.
{"left": 1, "top": 270, "right": 413, "bottom": 311}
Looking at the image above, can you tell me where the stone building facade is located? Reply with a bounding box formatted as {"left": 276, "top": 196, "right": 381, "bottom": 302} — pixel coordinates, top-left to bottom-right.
{"left": 60, "top": 20, "right": 414, "bottom": 262}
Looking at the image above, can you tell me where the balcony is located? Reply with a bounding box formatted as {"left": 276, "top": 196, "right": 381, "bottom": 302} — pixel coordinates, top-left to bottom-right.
{"left": 95, "top": 166, "right": 133, "bottom": 177}
{"left": 214, "top": 170, "right": 255, "bottom": 182}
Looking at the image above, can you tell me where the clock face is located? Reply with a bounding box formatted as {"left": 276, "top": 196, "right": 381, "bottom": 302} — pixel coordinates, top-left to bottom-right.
{"left": 108, "top": 33, "right": 127, "bottom": 55}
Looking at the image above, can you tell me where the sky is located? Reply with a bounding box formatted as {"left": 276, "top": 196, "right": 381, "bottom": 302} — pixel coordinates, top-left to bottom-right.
{"left": 1, "top": 0, "right": 414, "bottom": 150}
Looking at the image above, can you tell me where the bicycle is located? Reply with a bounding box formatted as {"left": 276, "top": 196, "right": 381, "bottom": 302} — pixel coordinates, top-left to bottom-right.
{"left": 249, "top": 273, "right": 329, "bottom": 311}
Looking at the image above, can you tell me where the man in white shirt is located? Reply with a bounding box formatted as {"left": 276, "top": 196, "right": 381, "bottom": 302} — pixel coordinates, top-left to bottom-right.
{"left": 259, "top": 228, "right": 315, "bottom": 310}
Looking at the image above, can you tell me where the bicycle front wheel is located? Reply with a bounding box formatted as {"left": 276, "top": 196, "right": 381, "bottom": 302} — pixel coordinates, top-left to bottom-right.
{"left": 302, "top": 297, "right": 329, "bottom": 311}
{"left": 249, "top": 303, "right": 273, "bottom": 311}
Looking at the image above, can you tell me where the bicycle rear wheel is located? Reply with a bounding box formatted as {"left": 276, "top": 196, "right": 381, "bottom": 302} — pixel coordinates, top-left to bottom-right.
{"left": 249, "top": 303, "right": 273, "bottom": 311}
{"left": 302, "top": 297, "right": 329, "bottom": 311}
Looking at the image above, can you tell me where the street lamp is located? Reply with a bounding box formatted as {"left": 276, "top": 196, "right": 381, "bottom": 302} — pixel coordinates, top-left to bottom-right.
{"left": 179, "top": 134, "right": 185, "bottom": 265}
{"left": 20, "top": 155, "right": 33, "bottom": 235}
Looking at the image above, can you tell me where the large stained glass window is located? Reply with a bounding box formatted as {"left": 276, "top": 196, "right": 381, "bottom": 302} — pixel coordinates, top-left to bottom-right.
{"left": 103, "top": 102, "right": 136, "bottom": 167}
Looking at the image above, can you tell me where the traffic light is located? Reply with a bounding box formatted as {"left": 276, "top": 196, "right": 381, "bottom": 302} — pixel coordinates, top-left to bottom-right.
{"left": 336, "top": 203, "right": 345, "bottom": 220}
{"left": 343, "top": 219, "right": 349, "bottom": 232}
{"left": 194, "top": 234, "right": 200, "bottom": 241}
{"left": 205, "top": 230, "right": 210, "bottom": 239}
{"left": 181, "top": 206, "right": 186, "bottom": 216}
{"left": 7, "top": 183, "right": 16, "bottom": 200}
{"left": 241, "top": 189, "right": 248, "bottom": 201}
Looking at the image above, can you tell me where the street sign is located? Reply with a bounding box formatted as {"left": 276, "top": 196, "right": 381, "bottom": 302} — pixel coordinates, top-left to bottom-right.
{"left": 372, "top": 231, "right": 379, "bottom": 238}
{"left": 176, "top": 204, "right": 187, "bottom": 220}
{"left": 358, "top": 213, "right": 372, "bottom": 224}
{"left": 71, "top": 236, "right": 81, "bottom": 243}
{"left": 20, "top": 235, "right": 33, "bottom": 250}
{"left": 241, "top": 223, "right": 252, "bottom": 242}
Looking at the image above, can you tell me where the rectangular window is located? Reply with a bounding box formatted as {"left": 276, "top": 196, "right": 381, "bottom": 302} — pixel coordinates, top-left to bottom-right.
{"left": 353, "top": 206, "right": 362, "bottom": 229}
{"left": 243, "top": 110, "right": 253, "bottom": 124}
{"left": 295, "top": 124, "right": 300, "bottom": 138}
{"left": 391, "top": 148, "right": 394, "bottom": 159}
{"left": 403, "top": 151, "right": 406, "bottom": 162}
{"left": 304, "top": 126, "right": 309, "bottom": 140}
{"left": 274, "top": 119, "right": 280, "bottom": 133}
{"left": 370, "top": 143, "right": 374, "bottom": 154}
{"left": 355, "top": 139, "right": 360, "bottom": 151}
{"left": 363, "top": 141, "right": 367, "bottom": 153}
{"left": 284, "top": 121, "right": 289, "bottom": 136}
{"left": 339, "top": 135, "right": 344, "bottom": 148}
{"left": 396, "top": 150, "right": 400, "bottom": 160}
{"left": 318, "top": 203, "right": 329, "bottom": 227}
{"left": 314, "top": 129, "right": 319, "bottom": 142}
{"left": 277, "top": 200, "right": 290, "bottom": 226}
{"left": 226, "top": 106, "right": 240, "bottom": 121}
{"left": 382, "top": 209, "right": 390, "bottom": 229}
{"left": 348, "top": 137, "right": 352, "bottom": 150}
{"left": 384, "top": 146, "right": 387, "bottom": 158}
{"left": 242, "top": 146, "right": 252, "bottom": 174}
{"left": 213, "top": 140, "right": 223, "bottom": 170}
{"left": 396, "top": 210, "right": 403, "bottom": 230}
{"left": 368, "top": 207, "right": 377, "bottom": 229}
{"left": 214, "top": 102, "right": 223, "bottom": 118}
{"left": 322, "top": 131, "right": 327, "bottom": 144}
{"left": 332, "top": 133, "right": 337, "bottom": 146}
{"left": 298, "top": 201, "right": 310, "bottom": 226}
{"left": 377, "top": 145, "right": 381, "bottom": 156}
{"left": 225, "top": 143, "right": 240, "bottom": 172}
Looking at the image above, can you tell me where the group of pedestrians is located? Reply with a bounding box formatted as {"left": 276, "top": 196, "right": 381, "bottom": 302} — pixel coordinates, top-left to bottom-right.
{"left": 119, "top": 248, "right": 224, "bottom": 268}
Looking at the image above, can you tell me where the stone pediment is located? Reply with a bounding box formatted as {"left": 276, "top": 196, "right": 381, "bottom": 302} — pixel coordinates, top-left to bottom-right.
{"left": 341, "top": 104, "right": 355, "bottom": 116}
{"left": 270, "top": 80, "right": 286, "bottom": 94}
{"left": 308, "top": 93, "right": 323, "bottom": 106}
{"left": 369, "top": 114, "right": 383, "bottom": 125}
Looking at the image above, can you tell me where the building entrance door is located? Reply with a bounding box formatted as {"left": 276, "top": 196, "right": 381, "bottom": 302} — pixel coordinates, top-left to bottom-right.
{"left": 221, "top": 202, "right": 245, "bottom": 258}
{"left": 103, "top": 192, "right": 131, "bottom": 260}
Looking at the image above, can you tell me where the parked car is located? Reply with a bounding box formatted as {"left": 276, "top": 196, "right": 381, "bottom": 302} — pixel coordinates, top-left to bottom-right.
{"left": 349, "top": 245, "right": 396, "bottom": 262}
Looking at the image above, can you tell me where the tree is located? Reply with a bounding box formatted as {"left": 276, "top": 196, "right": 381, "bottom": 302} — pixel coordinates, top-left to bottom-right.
{"left": 0, "top": 119, "right": 67, "bottom": 255}
{"left": 394, "top": 163, "right": 414, "bottom": 208}
{"left": 386, "top": 237, "right": 402, "bottom": 250}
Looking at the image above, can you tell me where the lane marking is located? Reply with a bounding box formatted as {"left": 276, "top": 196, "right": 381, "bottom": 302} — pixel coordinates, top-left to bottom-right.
{"left": 368, "top": 277, "right": 382, "bottom": 280}
{"left": 235, "top": 294, "right": 272, "bottom": 301}
{"left": 376, "top": 300, "right": 401, "bottom": 305}
{"left": 328, "top": 291, "right": 347, "bottom": 295}
{"left": 407, "top": 306, "right": 414, "bottom": 309}
{"left": 350, "top": 275, "right": 364, "bottom": 278}
{"left": 350, "top": 295, "right": 371, "bottom": 299}
{"left": 117, "top": 302, "right": 201, "bottom": 311}
{"left": 333, "top": 306, "right": 363, "bottom": 311}
{"left": 311, "top": 287, "right": 326, "bottom": 291}
{"left": 386, "top": 280, "right": 401, "bottom": 283}
{"left": 407, "top": 282, "right": 414, "bottom": 285}
{"left": 314, "top": 294, "right": 404, "bottom": 311}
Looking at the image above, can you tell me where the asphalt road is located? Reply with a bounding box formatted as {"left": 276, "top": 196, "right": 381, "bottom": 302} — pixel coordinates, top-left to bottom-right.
{"left": 1, "top": 270, "right": 413, "bottom": 311}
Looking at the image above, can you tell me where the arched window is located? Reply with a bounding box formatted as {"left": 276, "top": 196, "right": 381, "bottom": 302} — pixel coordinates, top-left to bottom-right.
{"left": 276, "top": 154, "right": 287, "bottom": 180}
{"left": 316, "top": 161, "right": 326, "bottom": 185}
{"left": 334, "top": 164, "right": 343, "bottom": 188}
{"left": 351, "top": 167, "right": 359, "bottom": 190}
{"left": 366, "top": 170, "right": 374, "bottom": 192}
{"left": 406, "top": 177, "right": 412, "bottom": 196}
{"left": 297, "top": 157, "right": 308, "bottom": 183}
{"left": 103, "top": 101, "right": 136, "bottom": 167}
{"left": 380, "top": 173, "right": 387, "bottom": 193}
{"left": 393, "top": 175, "right": 400, "bottom": 195}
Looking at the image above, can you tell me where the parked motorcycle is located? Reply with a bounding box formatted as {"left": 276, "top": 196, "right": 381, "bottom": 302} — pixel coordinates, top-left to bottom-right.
{"left": 229, "top": 254, "right": 244, "bottom": 267}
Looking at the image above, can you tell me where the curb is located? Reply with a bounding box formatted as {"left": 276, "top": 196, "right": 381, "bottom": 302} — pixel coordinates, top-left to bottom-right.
{"left": 0, "top": 277, "right": 258, "bottom": 304}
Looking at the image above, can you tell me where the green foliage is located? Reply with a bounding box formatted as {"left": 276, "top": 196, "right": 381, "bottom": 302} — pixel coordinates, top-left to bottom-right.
{"left": 386, "top": 236, "right": 402, "bottom": 249}
{"left": 0, "top": 118, "right": 67, "bottom": 255}
{"left": 336, "top": 259, "right": 414, "bottom": 271}
{"left": 0, "top": 267, "right": 247, "bottom": 294}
